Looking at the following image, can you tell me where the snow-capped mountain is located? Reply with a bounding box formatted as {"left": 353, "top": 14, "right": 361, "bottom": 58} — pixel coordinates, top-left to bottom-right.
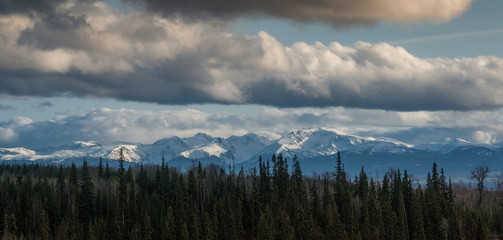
{"left": 2, "top": 127, "right": 503, "bottom": 179}
{"left": 252, "top": 128, "right": 413, "bottom": 160}
{"left": 137, "top": 133, "right": 273, "bottom": 165}
{"left": 415, "top": 138, "right": 501, "bottom": 155}
{"left": 0, "top": 141, "right": 145, "bottom": 163}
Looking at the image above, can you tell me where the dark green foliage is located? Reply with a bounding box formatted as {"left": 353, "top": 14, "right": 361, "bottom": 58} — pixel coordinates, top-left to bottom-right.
{"left": 258, "top": 205, "right": 275, "bottom": 240}
{"left": 0, "top": 156, "right": 499, "bottom": 240}
{"left": 78, "top": 160, "right": 94, "bottom": 239}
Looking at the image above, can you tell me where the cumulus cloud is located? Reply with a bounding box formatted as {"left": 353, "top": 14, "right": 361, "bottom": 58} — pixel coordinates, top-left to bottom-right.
{"left": 128, "top": 0, "right": 471, "bottom": 26}
{"left": 0, "top": 127, "right": 17, "bottom": 142}
{"left": 1, "top": 107, "right": 502, "bottom": 147}
{"left": 0, "top": 1, "right": 501, "bottom": 111}
{"left": 0, "top": 116, "right": 33, "bottom": 143}
{"left": 473, "top": 130, "right": 498, "bottom": 145}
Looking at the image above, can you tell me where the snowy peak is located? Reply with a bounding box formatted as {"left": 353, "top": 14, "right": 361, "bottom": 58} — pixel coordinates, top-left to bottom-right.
{"left": 185, "top": 133, "right": 214, "bottom": 148}
{"left": 221, "top": 133, "right": 274, "bottom": 163}
{"left": 145, "top": 136, "right": 189, "bottom": 163}
{"left": 180, "top": 143, "right": 227, "bottom": 159}
{"left": 260, "top": 128, "right": 413, "bottom": 159}
{"left": 0, "top": 147, "right": 37, "bottom": 161}
{"left": 72, "top": 141, "right": 101, "bottom": 148}
{"left": 141, "top": 133, "right": 272, "bottom": 164}
{"left": 104, "top": 145, "right": 143, "bottom": 163}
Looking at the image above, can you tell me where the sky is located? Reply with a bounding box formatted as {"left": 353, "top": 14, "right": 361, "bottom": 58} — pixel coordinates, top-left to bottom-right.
{"left": 1, "top": 0, "right": 503, "bottom": 148}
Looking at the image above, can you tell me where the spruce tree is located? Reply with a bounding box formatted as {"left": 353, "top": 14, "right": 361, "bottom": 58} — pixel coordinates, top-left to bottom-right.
{"left": 258, "top": 205, "right": 275, "bottom": 240}
{"left": 98, "top": 157, "right": 103, "bottom": 179}
{"left": 78, "top": 160, "right": 94, "bottom": 240}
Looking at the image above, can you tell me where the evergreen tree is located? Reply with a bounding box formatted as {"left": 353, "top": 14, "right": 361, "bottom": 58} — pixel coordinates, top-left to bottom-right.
{"left": 368, "top": 178, "right": 382, "bottom": 239}
{"left": 38, "top": 208, "right": 51, "bottom": 240}
{"left": 381, "top": 175, "right": 395, "bottom": 240}
{"left": 56, "top": 164, "right": 67, "bottom": 220}
{"left": 425, "top": 164, "right": 445, "bottom": 240}
{"left": 447, "top": 178, "right": 461, "bottom": 240}
{"left": 358, "top": 167, "right": 371, "bottom": 240}
{"left": 0, "top": 153, "right": 500, "bottom": 240}
{"left": 118, "top": 148, "right": 127, "bottom": 230}
{"left": 258, "top": 205, "right": 275, "bottom": 240}
{"left": 105, "top": 160, "right": 111, "bottom": 181}
{"left": 98, "top": 157, "right": 104, "bottom": 179}
{"left": 78, "top": 160, "right": 94, "bottom": 240}
{"left": 163, "top": 207, "right": 176, "bottom": 240}
{"left": 334, "top": 152, "right": 358, "bottom": 238}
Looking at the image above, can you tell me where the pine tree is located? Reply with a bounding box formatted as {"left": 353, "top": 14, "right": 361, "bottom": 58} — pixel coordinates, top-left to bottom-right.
{"left": 258, "top": 205, "right": 275, "bottom": 240}
{"left": 118, "top": 148, "right": 127, "bottom": 230}
{"left": 105, "top": 161, "right": 111, "bottom": 181}
{"left": 381, "top": 175, "right": 395, "bottom": 240}
{"left": 98, "top": 157, "right": 104, "bottom": 179}
{"left": 358, "top": 167, "right": 371, "bottom": 240}
{"left": 334, "top": 152, "right": 358, "bottom": 238}
{"left": 163, "top": 207, "right": 176, "bottom": 240}
{"left": 447, "top": 178, "right": 461, "bottom": 240}
{"left": 78, "top": 160, "right": 94, "bottom": 240}
{"left": 188, "top": 200, "right": 201, "bottom": 240}
{"left": 311, "top": 180, "right": 322, "bottom": 225}
{"left": 38, "top": 208, "right": 51, "bottom": 240}
{"left": 280, "top": 211, "right": 296, "bottom": 240}
{"left": 425, "top": 164, "right": 444, "bottom": 240}
{"left": 56, "top": 164, "right": 67, "bottom": 220}
{"left": 201, "top": 211, "right": 215, "bottom": 240}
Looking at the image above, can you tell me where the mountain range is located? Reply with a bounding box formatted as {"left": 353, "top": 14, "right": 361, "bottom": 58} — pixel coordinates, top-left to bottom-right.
{"left": 1, "top": 128, "right": 501, "bottom": 181}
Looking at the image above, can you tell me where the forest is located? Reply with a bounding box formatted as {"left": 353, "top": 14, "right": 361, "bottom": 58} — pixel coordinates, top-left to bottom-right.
{"left": 0, "top": 150, "right": 501, "bottom": 240}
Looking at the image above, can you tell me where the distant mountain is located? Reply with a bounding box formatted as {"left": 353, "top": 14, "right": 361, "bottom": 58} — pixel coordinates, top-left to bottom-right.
{"left": 251, "top": 128, "right": 412, "bottom": 161}
{"left": 1, "top": 127, "right": 502, "bottom": 179}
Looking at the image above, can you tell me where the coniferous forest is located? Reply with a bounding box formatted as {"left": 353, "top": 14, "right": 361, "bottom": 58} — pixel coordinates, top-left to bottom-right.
{"left": 0, "top": 150, "right": 502, "bottom": 240}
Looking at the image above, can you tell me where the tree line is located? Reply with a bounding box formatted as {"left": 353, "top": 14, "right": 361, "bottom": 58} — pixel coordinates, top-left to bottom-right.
{"left": 0, "top": 150, "right": 502, "bottom": 239}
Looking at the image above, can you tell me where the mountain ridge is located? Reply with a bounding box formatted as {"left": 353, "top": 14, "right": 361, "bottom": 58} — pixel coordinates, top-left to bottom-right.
{"left": 1, "top": 127, "right": 501, "bottom": 178}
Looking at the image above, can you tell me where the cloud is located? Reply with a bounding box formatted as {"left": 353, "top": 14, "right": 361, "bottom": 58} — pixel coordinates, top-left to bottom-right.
{"left": 0, "top": 116, "right": 33, "bottom": 143}
{"left": 0, "top": 104, "right": 14, "bottom": 110}
{"left": 473, "top": 130, "right": 498, "bottom": 144}
{"left": 0, "top": 0, "right": 67, "bottom": 15}
{"left": 1, "top": 107, "right": 502, "bottom": 147}
{"left": 33, "top": 101, "right": 54, "bottom": 109}
{"left": 0, "top": 127, "right": 17, "bottom": 142}
{"left": 8, "top": 116, "right": 34, "bottom": 126}
{"left": 127, "top": 0, "right": 471, "bottom": 27}
{"left": 389, "top": 28, "right": 503, "bottom": 45}
{"left": 0, "top": 0, "right": 472, "bottom": 27}
{"left": 0, "top": 2, "right": 502, "bottom": 111}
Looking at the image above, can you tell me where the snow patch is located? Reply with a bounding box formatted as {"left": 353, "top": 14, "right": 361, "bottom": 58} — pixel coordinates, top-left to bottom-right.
{"left": 180, "top": 143, "right": 227, "bottom": 159}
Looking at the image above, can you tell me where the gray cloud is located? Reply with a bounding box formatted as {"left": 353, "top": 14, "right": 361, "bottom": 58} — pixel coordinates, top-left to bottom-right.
{"left": 126, "top": 0, "right": 472, "bottom": 27}
{"left": 33, "top": 101, "right": 54, "bottom": 109}
{"left": 0, "top": 2, "right": 502, "bottom": 111}
{"left": 0, "top": 104, "right": 14, "bottom": 110}
{"left": 0, "top": 0, "right": 66, "bottom": 15}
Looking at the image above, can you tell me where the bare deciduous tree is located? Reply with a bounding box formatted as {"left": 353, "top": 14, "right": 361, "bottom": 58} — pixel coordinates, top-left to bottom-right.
{"left": 471, "top": 165, "right": 489, "bottom": 206}
{"left": 494, "top": 172, "right": 503, "bottom": 191}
